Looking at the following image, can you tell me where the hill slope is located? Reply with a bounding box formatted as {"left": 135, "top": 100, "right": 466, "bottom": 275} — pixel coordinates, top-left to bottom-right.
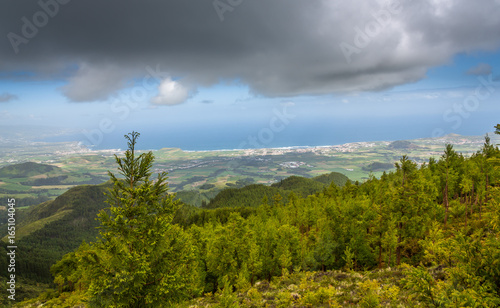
{"left": 207, "top": 184, "right": 288, "bottom": 208}
{"left": 0, "top": 162, "right": 108, "bottom": 209}
{"left": 0, "top": 162, "right": 61, "bottom": 178}
{"left": 207, "top": 172, "right": 350, "bottom": 209}
{"left": 312, "top": 171, "right": 350, "bottom": 186}
{"left": 271, "top": 175, "right": 325, "bottom": 197}
{"left": 0, "top": 182, "right": 110, "bottom": 282}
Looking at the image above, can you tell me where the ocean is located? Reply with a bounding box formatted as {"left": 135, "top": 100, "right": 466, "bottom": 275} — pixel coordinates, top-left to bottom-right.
{"left": 39, "top": 112, "right": 497, "bottom": 151}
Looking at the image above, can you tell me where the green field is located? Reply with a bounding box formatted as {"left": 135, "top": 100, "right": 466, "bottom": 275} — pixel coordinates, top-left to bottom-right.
{"left": 1, "top": 133, "right": 498, "bottom": 203}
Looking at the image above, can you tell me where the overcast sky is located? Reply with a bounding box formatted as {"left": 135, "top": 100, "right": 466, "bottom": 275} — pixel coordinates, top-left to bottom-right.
{"left": 0, "top": 0, "right": 499, "bottom": 149}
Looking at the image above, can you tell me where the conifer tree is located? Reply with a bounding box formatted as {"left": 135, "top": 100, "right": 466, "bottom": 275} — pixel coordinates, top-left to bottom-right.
{"left": 82, "top": 132, "right": 201, "bottom": 307}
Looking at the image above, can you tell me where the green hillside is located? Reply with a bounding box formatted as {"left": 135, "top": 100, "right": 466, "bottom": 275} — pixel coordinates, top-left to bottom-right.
{"left": 271, "top": 175, "right": 325, "bottom": 197}
{"left": 207, "top": 172, "right": 350, "bottom": 209}
{"left": 206, "top": 184, "right": 291, "bottom": 209}
{"left": 312, "top": 171, "right": 350, "bottom": 186}
{"left": 174, "top": 189, "right": 221, "bottom": 207}
{"left": 0, "top": 162, "right": 60, "bottom": 178}
{"left": 0, "top": 183, "right": 110, "bottom": 284}
{"left": 0, "top": 162, "right": 108, "bottom": 211}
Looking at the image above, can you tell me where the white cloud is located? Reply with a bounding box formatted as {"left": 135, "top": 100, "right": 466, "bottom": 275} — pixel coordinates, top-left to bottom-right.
{"left": 151, "top": 78, "right": 190, "bottom": 105}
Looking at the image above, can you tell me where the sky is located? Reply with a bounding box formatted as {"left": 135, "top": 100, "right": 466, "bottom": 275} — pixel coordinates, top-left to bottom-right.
{"left": 0, "top": 0, "right": 499, "bottom": 150}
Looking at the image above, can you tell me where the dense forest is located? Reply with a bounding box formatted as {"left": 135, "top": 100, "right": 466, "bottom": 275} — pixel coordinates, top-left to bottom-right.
{"left": 8, "top": 126, "right": 500, "bottom": 307}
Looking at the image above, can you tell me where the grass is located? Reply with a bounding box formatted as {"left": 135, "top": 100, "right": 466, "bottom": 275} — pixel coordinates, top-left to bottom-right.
{"left": 174, "top": 267, "right": 413, "bottom": 307}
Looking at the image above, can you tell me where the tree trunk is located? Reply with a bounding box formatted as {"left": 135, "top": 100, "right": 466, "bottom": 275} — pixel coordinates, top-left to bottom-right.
{"left": 465, "top": 205, "right": 468, "bottom": 228}
{"left": 486, "top": 174, "right": 489, "bottom": 205}
{"left": 396, "top": 223, "right": 402, "bottom": 266}
{"left": 443, "top": 183, "right": 449, "bottom": 226}
{"left": 471, "top": 183, "right": 475, "bottom": 214}
{"left": 482, "top": 174, "right": 488, "bottom": 219}
{"left": 378, "top": 239, "right": 383, "bottom": 269}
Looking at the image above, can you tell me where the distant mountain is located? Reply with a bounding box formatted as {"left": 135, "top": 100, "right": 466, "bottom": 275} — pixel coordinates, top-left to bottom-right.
{"left": 444, "top": 133, "right": 462, "bottom": 138}
{"left": 0, "top": 162, "right": 61, "bottom": 178}
{"left": 388, "top": 140, "right": 419, "bottom": 150}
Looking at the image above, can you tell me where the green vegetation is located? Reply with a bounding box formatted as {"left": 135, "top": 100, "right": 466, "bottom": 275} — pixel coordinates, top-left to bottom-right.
{"left": 75, "top": 132, "right": 201, "bottom": 306}
{"left": 205, "top": 172, "right": 348, "bottom": 209}
{"left": 0, "top": 183, "right": 110, "bottom": 287}
{"left": 0, "top": 161, "right": 108, "bottom": 223}
{"left": 271, "top": 176, "right": 326, "bottom": 197}
{"left": 312, "top": 171, "right": 350, "bottom": 186}
{"left": 4, "top": 128, "right": 500, "bottom": 307}
{"left": 0, "top": 162, "right": 60, "bottom": 178}
{"left": 208, "top": 184, "right": 285, "bottom": 208}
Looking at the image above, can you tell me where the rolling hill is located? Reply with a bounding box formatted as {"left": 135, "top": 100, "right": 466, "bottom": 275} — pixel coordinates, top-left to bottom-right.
{"left": 312, "top": 171, "right": 350, "bottom": 186}
{"left": 208, "top": 171, "right": 350, "bottom": 208}
{"left": 0, "top": 182, "right": 111, "bottom": 282}
{"left": 271, "top": 176, "right": 326, "bottom": 197}
{"left": 0, "top": 162, "right": 61, "bottom": 178}
{"left": 0, "top": 162, "right": 108, "bottom": 209}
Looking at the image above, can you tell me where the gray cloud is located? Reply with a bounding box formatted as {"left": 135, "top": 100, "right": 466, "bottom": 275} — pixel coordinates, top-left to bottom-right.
{"left": 59, "top": 63, "right": 131, "bottom": 102}
{"left": 0, "top": 0, "right": 499, "bottom": 103}
{"left": 467, "top": 63, "right": 493, "bottom": 76}
{"left": 0, "top": 93, "right": 18, "bottom": 103}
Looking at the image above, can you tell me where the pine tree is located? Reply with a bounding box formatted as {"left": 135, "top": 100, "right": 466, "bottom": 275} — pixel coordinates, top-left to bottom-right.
{"left": 82, "top": 132, "right": 201, "bottom": 307}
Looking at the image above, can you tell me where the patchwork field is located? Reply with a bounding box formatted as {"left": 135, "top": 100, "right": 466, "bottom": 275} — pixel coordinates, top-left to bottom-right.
{"left": 1, "top": 133, "right": 498, "bottom": 205}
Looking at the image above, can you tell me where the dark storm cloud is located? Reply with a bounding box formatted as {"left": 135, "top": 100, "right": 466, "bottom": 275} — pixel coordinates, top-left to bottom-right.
{"left": 1, "top": 0, "right": 499, "bottom": 103}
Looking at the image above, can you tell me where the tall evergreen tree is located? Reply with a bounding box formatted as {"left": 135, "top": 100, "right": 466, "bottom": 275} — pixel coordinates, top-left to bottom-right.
{"left": 82, "top": 132, "right": 201, "bottom": 307}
